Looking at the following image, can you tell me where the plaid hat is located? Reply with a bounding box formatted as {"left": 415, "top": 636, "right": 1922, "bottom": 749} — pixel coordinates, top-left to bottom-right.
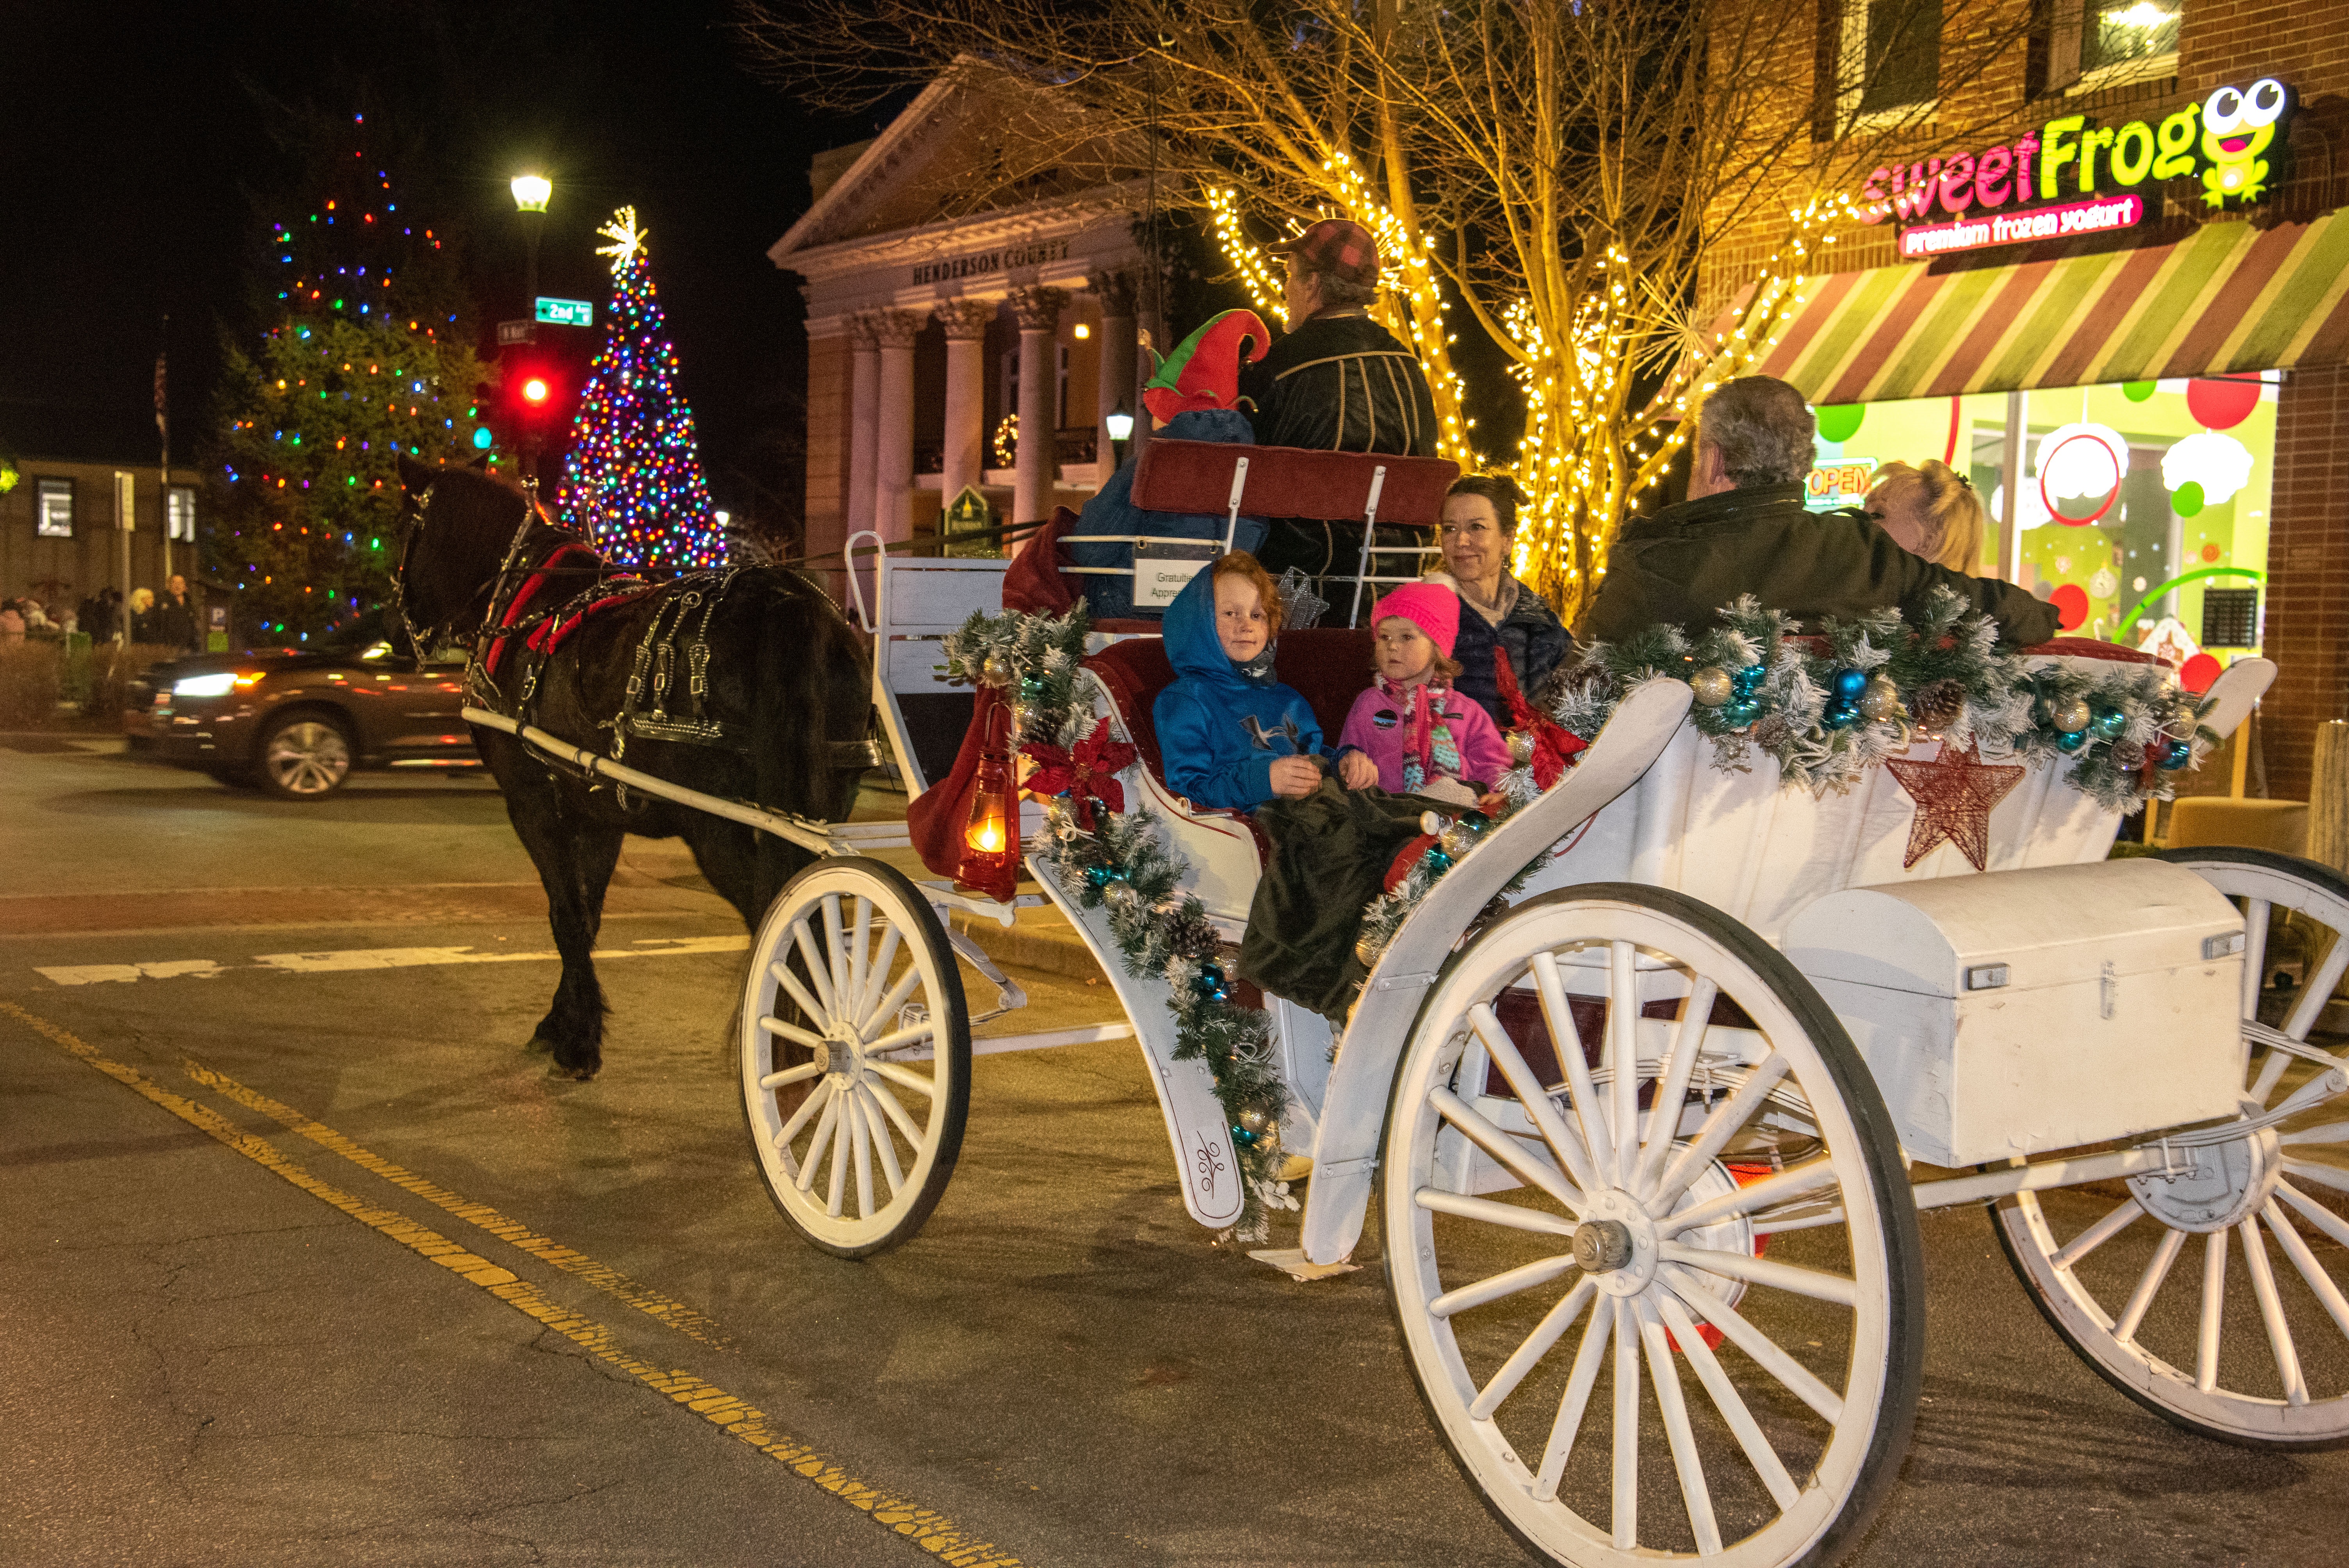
{"left": 1371, "top": 582, "right": 1460, "bottom": 658}
{"left": 1267, "top": 219, "right": 1380, "bottom": 290}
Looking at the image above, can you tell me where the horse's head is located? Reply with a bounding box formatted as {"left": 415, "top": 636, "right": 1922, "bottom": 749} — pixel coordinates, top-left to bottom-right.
{"left": 393, "top": 454, "right": 534, "bottom": 646}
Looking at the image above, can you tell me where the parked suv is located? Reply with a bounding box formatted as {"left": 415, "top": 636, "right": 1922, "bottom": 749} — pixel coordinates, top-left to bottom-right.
{"left": 124, "top": 624, "right": 479, "bottom": 799}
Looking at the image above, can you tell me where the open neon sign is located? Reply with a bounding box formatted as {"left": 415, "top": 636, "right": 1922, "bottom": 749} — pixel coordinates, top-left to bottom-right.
{"left": 1860, "top": 77, "right": 2293, "bottom": 252}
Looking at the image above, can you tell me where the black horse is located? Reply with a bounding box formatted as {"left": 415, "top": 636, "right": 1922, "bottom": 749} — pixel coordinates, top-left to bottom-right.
{"left": 392, "top": 456, "right": 873, "bottom": 1079}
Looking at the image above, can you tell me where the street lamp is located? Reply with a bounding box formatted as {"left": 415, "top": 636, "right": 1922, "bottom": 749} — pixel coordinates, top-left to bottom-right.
{"left": 510, "top": 174, "right": 552, "bottom": 480}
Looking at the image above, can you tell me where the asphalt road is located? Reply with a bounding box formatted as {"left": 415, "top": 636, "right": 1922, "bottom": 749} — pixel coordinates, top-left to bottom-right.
{"left": 3, "top": 737, "right": 2344, "bottom": 1567}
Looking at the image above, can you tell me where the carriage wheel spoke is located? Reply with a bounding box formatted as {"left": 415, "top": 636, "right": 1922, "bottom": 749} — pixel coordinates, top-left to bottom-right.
{"left": 825, "top": 1090, "right": 853, "bottom": 1217}
{"left": 758, "top": 1058, "right": 824, "bottom": 1090}
{"left": 1658, "top": 1244, "right": 1857, "bottom": 1308}
{"left": 1532, "top": 951, "right": 1618, "bottom": 1180}
{"left": 847, "top": 897, "right": 873, "bottom": 1022}
{"left": 1657, "top": 1291, "right": 1801, "bottom": 1512}
{"left": 769, "top": 961, "right": 830, "bottom": 1035}
{"left": 858, "top": 1085, "right": 906, "bottom": 1197}
{"left": 865, "top": 1076, "right": 926, "bottom": 1144}
{"left": 848, "top": 1089, "right": 877, "bottom": 1221}
{"left": 2278, "top": 1179, "right": 2349, "bottom": 1249}
{"left": 792, "top": 918, "right": 840, "bottom": 1021}
{"left": 2114, "top": 1224, "right": 2187, "bottom": 1345}
{"left": 870, "top": 1057, "right": 939, "bottom": 1101}
{"left": 1472, "top": 1278, "right": 1596, "bottom": 1421}
{"left": 863, "top": 1019, "right": 936, "bottom": 1057}
{"left": 1430, "top": 1085, "right": 1584, "bottom": 1213}
{"left": 1430, "top": 1254, "right": 1580, "bottom": 1320}
{"left": 1470, "top": 1003, "right": 1601, "bottom": 1196}
{"left": 2280, "top": 936, "right": 2349, "bottom": 1045}
{"left": 821, "top": 894, "right": 850, "bottom": 1019}
{"left": 859, "top": 961, "right": 926, "bottom": 1040}
{"left": 1636, "top": 1297, "right": 1722, "bottom": 1555}
{"left": 1636, "top": 977, "right": 1718, "bottom": 1195}
{"left": 2052, "top": 1196, "right": 2144, "bottom": 1271}
{"left": 2281, "top": 1158, "right": 2349, "bottom": 1197}
{"left": 851, "top": 923, "right": 901, "bottom": 1026}
{"left": 2196, "top": 1229, "right": 2230, "bottom": 1392}
{"left": 773, "top": 1075, "right": 835, "bottom": 1151}
{"left": 1531, "top": 1288, "right": 1614, "bottom": 1501}
{"left": 1611, "top": 1297, "right": 1640, "bottom": 1550}
{"left": 1750, "top": 1204, "right": 1846, "bottom": 1236}
{"left": 2239, "top": 1215, "right": 2308, "bottom": 1403}
{"left": 1607, "top": 942, "right": 1642, "bottom": 1188}
{"left": 1413, "top": 1187, "right": 1580, "bottom": 1238}
{"left": 1665, "top": 1157, "right": 1837, "bottom": 1237}
{"left": 2281, "top": 1122, "right": 2349, "bottom": 1147}
{"left": 1664, "top": 1267, "right": 1845, "bottom": 1422}
{"left": 759, "top": 1014, "right": 827, "bottom": 1051}
{"left": 1653, "top": 1053, "right": 1792, "bottom": 1208}
{"left": 794, "top": 1087, "right": 843, "bottom": 1192}
{"left": 2265, "top": 1199, "right": 2349, "bottom": 1345}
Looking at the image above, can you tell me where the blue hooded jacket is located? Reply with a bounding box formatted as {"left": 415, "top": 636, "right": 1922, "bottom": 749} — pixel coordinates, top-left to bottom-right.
{"left": 1068, "top": 408, "right": 1268, "bottom": 620}
{"left": 1151, "top": 565, "right": 1324, "bottom": 811}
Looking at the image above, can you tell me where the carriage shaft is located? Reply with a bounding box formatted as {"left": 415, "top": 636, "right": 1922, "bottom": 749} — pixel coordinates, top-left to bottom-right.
{"left": 1910, "top": 1144, "right": 2197, "bottom": 1212}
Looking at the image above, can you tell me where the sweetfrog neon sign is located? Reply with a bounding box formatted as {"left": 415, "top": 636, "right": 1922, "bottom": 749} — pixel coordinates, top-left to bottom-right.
{"left": 1861, "top": 77, "right": 2293, "bottom": 258}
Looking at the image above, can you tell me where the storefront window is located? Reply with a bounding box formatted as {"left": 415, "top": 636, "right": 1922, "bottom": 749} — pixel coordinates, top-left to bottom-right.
{"left": 1807, "top": 373, "right": 2275, "bottom": 659}
{"left": 2035, "top": 0, "right": 2181, "bottom": 96}
{"left": 1842, "top": 0, "right": 1943, "bottom": 121}
{"left": 36, "top": 478, "right": 73, "bottom": 538}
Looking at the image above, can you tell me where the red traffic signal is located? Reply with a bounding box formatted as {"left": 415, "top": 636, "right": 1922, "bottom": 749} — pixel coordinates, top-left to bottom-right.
{"left": 521, "top": 375, "right": 551, "bottom": 404}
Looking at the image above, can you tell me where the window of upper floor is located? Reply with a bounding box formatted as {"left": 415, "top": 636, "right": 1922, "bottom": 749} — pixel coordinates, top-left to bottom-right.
{"left": 1829, "top": 0, "right": 1945, "bottom": 133}
{"left": 2030, "top": 0, "right": 2181, "bottom": 99}
{"left": 35, "top": 478, "right": 73, "bottom": 538}
{"left": 166, "top": 485, "right": 196, "bottom": 542}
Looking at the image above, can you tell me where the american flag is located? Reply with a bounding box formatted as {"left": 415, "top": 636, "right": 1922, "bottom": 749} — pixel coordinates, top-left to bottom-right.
{"left": 153, "top": 350, "right": 168, "bottom": 442}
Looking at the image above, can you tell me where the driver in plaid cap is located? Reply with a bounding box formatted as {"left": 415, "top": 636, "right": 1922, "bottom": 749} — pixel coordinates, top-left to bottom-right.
{"left": 1239, "top": 218, "right": 1440, "bottom": 457}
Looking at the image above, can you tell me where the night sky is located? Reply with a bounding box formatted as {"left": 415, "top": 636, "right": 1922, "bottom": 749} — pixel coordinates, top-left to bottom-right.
{"left": 0, "top": 0, "right": 873, "bottom": 538}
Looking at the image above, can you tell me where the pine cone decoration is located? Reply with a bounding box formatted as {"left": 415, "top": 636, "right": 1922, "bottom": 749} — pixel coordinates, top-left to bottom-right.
{"left": 1910, "top": 680, "right": 1964, "bottom": 732}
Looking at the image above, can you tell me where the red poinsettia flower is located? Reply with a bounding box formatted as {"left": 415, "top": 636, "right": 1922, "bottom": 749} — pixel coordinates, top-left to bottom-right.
{"left": 1021, "top": 715, "right": 1139, "bottom": 830}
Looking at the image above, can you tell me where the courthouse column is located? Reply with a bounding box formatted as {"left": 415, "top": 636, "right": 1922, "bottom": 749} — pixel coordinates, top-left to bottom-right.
{"left": 870, "top": 307, "right": 923, "bottom": 544}
{"left": 844, "top": 312, "right": 880, "bottom": 537}
{"left": 1090, "top": 270, "right": 1137, "bottom": 476}
{"left": 1009, "top": 285, "right": 1067, "bottom": 530}
{"left": 935, "top": 298, "right": 996, "bottom": 506}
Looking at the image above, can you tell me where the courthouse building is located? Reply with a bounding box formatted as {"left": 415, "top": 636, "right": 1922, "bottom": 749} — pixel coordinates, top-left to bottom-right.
{"left": 1699, "top": 0, "right": 2349, "bottom": 799}
{"left": 770, "top": 66, "right": 1162, "bottom": 580}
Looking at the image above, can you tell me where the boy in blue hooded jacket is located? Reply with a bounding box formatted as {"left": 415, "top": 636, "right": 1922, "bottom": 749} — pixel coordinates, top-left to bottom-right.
{"left": 1153, "top": 552, "right": 1326, "bottom": 810}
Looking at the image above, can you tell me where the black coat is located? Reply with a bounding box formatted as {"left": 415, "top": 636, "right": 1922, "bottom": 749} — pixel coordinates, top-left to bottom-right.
{"left": 153, "top": 596, "right": 197, "bottom": 650}
{"left": 1583, "top": 483, "right": 2059, "bottom": 648}
{"left": 1239, "top": 312, "right": 1439, "bottom": 457}
{"left": 1452, "top": 577, "right": 1571, "bottom": 728}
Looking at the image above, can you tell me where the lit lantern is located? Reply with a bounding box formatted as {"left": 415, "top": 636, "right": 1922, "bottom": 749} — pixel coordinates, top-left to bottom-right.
{"left": 958, "top": 705, "right": 1016, "bottom": 887}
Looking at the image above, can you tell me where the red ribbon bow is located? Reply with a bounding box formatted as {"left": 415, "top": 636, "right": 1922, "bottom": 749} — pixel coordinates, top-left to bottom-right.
{"left": 1493, "top": 647, "right": 1586, "bottom": 791}
{"left": 1020, "top": 715, "right": 1138, "bottom": 830}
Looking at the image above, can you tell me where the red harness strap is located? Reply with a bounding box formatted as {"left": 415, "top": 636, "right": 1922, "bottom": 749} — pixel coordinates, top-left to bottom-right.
{"left": 484, "top": 542, "right": 600, "bottom": 677}
{"left": 526, "top": 583, "right": 662, "bottom": 658}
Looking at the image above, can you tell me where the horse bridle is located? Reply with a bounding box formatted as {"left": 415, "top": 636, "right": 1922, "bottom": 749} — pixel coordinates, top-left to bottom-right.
{"left": 392, "top": 475, "right": 552, "bottom": 660}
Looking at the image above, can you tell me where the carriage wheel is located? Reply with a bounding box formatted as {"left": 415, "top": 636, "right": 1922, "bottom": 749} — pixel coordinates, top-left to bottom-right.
{"left": 1383, "top": 884, "right": 1923, "bottom": 1568}
{"left": 1993, "top": 846, "right": 2349, "bottom": 1448}
{"left": 738, "top": 858, "right": 970, "bottom": 1259}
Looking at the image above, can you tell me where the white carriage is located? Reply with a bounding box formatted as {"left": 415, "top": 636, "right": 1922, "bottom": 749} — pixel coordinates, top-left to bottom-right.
{"left": 701, "top": 447, "right": 2348, "bottom": 1568}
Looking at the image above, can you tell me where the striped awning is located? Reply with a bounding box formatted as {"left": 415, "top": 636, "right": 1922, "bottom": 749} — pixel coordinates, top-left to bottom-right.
{"left": 1743, "top": 208, "right": 2349, "bottom": 404}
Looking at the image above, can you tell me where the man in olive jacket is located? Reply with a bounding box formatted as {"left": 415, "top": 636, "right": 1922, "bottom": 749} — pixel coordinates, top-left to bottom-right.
{"left": 1239, "top": 219, "right": 1439, "bottom": 457}
{"left": 1583, "top": 376, "right": 2058, "bottom": 648}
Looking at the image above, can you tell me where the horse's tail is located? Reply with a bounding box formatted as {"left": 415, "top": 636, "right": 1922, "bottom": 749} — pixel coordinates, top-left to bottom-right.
{"left": 748, "top": 575, "right": 870, "bottom": 914}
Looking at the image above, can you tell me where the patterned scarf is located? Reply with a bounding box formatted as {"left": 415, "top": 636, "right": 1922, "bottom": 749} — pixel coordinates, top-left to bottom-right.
{"left": 1376, "top": 674, "right": 1461, "bottom": 793}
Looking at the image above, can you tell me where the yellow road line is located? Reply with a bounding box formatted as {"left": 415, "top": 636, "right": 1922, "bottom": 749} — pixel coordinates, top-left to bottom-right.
{"left": 178, "top": 1057, "right": 731, "bottom": 1350}
{"left": 1, "top": 1000, "right": 1025, "bottom": 1568}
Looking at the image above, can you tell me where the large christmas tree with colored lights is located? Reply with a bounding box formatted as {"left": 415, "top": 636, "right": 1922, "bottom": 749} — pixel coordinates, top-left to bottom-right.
{"left": 554, "top": 207, "right": 722, "bottom": 567}
{"left": 207, "top": 111, "right": 493, "bottom": 645}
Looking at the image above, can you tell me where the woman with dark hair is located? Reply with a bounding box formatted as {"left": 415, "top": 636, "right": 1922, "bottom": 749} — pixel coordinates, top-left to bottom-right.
{"left": 1436, "top": 474, "right": 1571, "bottom": 727}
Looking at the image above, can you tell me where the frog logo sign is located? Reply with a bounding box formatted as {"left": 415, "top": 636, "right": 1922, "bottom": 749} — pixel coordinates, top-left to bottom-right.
{"left": 2201, "top": 78, "right": 2291, "bottom": 208}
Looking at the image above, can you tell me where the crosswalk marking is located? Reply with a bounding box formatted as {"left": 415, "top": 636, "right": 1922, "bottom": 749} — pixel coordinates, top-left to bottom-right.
{"left": 36, "top": 933, "right": 749, "bottom": 987}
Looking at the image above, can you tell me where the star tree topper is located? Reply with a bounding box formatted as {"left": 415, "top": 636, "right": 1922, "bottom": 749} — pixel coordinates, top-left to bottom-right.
{"left": 1884, "top": 739, "right": 2026, "bottom": 871}
{"left": 595, "top": 206, "right": 647, "bottom": 274}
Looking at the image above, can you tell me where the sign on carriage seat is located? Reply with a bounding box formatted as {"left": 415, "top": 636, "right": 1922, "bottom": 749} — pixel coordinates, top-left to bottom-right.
{"left": 1783, "top": 859, "right": 2244, "bottom": 1167}
{"left": 1131, "top": 439, "right": 1459, "bottom": 523}
{"left": 1132, "top": 537, "right": 1220, "bottom": 608}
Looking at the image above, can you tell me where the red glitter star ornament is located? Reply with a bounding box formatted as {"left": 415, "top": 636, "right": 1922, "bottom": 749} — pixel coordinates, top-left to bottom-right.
{"left": 1020, "top": 715, "right": 1138, "bottom": 830}
{"left": 1884, "top": 738, "right": 2026, "bottom": 871}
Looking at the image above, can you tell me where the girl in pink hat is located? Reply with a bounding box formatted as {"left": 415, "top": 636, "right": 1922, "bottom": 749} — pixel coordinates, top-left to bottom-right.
{"left": 1334, "top": 583, "right": 1510, "bottom": 806}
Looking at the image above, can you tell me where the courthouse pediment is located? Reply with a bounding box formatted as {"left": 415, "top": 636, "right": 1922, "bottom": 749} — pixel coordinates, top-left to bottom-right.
{"left": 774, "top": 58, "right": 1143, "bottom": 261}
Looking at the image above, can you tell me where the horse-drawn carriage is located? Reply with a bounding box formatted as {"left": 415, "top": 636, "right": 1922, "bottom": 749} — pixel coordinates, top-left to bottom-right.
{"left": 415, "top": 444, "right": 2349, "bottom": 1568}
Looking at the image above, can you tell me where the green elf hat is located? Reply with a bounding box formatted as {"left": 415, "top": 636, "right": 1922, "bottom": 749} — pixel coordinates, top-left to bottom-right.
{"left": 1142, "top": 308, "right": 1271, "bottom": 424}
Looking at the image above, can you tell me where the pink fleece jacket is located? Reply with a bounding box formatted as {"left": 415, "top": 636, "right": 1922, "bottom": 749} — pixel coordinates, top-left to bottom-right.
{"left": 1337, "top": 680, "right": 1511, "bottom": 795}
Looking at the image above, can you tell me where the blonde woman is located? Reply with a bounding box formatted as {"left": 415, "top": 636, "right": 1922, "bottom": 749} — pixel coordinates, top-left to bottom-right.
{"left": 1866, "top": 459, "right": 1987, "bottom": 574}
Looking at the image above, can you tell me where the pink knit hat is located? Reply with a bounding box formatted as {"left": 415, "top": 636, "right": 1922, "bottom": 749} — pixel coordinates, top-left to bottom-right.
{"left": 1371, "top": 582, "right": 1461, "bottom": 657}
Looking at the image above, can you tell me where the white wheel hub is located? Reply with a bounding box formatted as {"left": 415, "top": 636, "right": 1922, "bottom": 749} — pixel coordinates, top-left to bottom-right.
{"left": 2129, "top": 1123, "right": 2281, "bottom": 1234}
{"left": 1576, "top": 1189, "right": 1659, "bottom": 1295}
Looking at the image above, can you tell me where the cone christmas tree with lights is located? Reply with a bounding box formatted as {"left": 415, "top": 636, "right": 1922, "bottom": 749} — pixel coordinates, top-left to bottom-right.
{"left": 207, "top": 110, "right": 492, "bottom": 644}
{"left": 555, "top": 208, "right": 722, "bottom": 568}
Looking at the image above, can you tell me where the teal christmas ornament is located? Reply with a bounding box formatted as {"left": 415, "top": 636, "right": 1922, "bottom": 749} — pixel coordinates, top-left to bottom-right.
{"left": 1084, "top": 864, "right": 1124, "bottom": 889}
{"left": 1831, "top": 668, "right": 1868, "bottom": 702}
{"left": 2091, "top": 707, "right": 2128, "bottom": 741}
{"left": 1721, "top": 697, "right": 1761, "bottom": 728}
{"left": 1821, "top": 702, "right": 1858, "bottom": 731}
{"left": 2161, "top": 739, "right": 2193, "bottom": 770}
{"left": 1732, "top": 664, "right": 1767, "bottom": 695}
{"left": 2055, "top": 728, "right": 2090, "bottom": 753}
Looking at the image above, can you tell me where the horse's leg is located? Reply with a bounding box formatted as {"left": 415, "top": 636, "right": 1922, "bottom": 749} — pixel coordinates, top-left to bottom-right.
{"left": 682, "top": 818, "right": 764, "bottom": 929}
{"left": 506, "top": 780, "right": 614, "bottom": 1080}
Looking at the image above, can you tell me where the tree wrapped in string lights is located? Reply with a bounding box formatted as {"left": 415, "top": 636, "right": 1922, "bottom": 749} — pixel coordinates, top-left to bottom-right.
{"left": 207, "top": 110, "right": 490, "bottom": 644}
{"left": 555, "top": 207, "right": 723, "bottom": 568}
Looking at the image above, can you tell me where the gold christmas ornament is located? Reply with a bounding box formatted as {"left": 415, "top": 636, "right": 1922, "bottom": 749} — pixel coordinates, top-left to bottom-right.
{"left": 1689, "top": 666, "right": 1734, "bottom": 707}
{"left": 980, "top": 653, "right": 1013, "bottom": 687}
{"left": 2051, "top": 698, "right": 2092, "bottom": 735}
{"left": 1858, "top": 676, "right": 1900, "bottom": 723}
{"left": 1507, "top": 729, "right": 1535, "bottom": 765}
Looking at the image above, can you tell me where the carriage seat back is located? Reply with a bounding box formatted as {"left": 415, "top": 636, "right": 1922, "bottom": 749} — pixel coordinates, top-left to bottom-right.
{"left": 1085, "top": 627, "right": 1374, "bottom": 787}
{"left": 1131, "top": 439, "right": 1458, "bottom": 524}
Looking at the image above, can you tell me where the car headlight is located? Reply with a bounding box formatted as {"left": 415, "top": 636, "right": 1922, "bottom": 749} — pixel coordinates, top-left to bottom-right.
{"left": 172, "top": 673, "right": 243, "bottom": 698}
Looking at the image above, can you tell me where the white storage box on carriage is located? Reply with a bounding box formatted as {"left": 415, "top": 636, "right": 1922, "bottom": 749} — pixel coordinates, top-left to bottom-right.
{"left": 1781, "top": 859, "right": 2245, "bottom": 1169}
